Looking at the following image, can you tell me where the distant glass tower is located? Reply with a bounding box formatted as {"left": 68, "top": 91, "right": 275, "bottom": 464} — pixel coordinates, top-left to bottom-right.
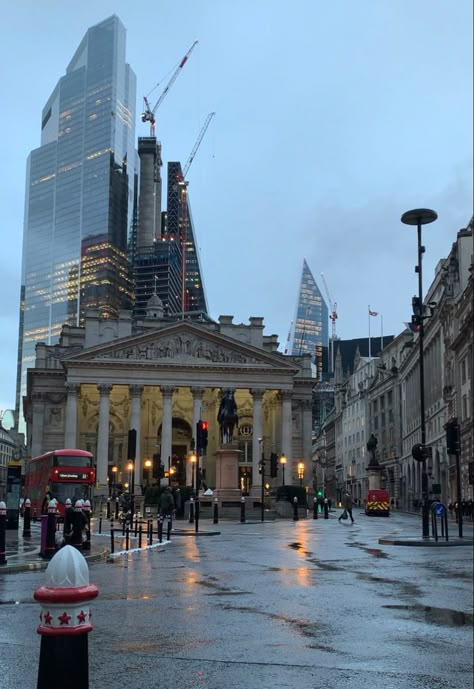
{"left": 166, "top": 162, "right": 208, "bottom": 315}
{"left": 290, "top": 260, "right": 329, "bottom": 376}
{"left": 15, "top": 15, "right": 136, "bottom": 431}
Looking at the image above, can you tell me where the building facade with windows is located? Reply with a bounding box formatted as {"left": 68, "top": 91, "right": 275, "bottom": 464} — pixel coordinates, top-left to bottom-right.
{"left": 16, "top": 15, "right": 137, "bottom": 432}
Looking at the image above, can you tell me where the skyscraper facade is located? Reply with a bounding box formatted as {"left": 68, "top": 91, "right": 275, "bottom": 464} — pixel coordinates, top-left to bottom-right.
{"left": 290, "top": 259, "right": 329, "bottom": 376}
{"left": 166, "top": 162, "right": 208, "bottom": 314}
{"left": 16, "top": 15, "right": 136, "bottom": 430}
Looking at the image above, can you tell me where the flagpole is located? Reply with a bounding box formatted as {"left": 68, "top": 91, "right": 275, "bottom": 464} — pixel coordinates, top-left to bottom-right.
{"left": 381, "top": 314, "right": 384, "bottom": 351}
{"left": 368, "top": 306, "right": 372, "bottom": 358}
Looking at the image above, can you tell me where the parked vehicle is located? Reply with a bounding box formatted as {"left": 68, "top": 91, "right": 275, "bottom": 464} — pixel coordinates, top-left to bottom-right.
{"left": 365, "top": 489, "right": 390, "bottom": 516}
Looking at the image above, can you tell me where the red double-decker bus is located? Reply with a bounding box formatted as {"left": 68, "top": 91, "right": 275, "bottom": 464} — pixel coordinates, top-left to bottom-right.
{"left": 24, "top": 449, "right": 95, "bottom": 518}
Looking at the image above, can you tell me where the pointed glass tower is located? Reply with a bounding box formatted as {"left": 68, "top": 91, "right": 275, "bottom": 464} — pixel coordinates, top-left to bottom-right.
{"left": 290, "top": 260, "right": 329, "bottom": 376}
{"left": 15, "top": 15, "right": 137, "bottom": 431}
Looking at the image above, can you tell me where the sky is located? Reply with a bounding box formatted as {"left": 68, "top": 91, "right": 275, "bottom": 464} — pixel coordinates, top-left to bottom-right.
{"left": 0, "top": 0, "right": 472, "bottom": 415}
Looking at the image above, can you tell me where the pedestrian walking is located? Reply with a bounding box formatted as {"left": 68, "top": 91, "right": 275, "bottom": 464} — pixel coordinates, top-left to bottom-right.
{"left": 159, "top": 486, "right": 175, "bottom": 518}
{"left": 338, "top": 492, "right": 354, "bottom": 523}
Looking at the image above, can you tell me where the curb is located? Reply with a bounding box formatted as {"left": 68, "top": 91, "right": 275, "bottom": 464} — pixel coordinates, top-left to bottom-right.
{"left": 379, "top": 537, "right": 474, "bottom": 547}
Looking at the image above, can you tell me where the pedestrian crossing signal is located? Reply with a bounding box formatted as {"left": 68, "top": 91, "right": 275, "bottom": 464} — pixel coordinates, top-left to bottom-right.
{"left": 196, "top": 420, "right": 209, "bottom": 454}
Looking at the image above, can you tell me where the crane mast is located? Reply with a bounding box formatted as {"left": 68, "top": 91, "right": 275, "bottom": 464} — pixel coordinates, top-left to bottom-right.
{"left": 141, "top": 41, "right": 198, "bottom": 136}
{"left": 320, "top": 273, "right": 338, "bottom": 374}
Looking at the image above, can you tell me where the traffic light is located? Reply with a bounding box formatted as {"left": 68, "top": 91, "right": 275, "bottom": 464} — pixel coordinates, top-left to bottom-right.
{"left": 127, "top": 429, "right": 137, "bottom": 460}
{"left": 196, "top": 420, "right": 209, "bottom": 454}
{"left": 411, "top": 443, "right": 424, "bottom": 462}
{"left": 412, "top": 296, "right": 422, "bottom": 325}
{"left": 446, "top": 419, "right": 461, "bottom": 455}
{"left": 317, "top": 489, "right": 323, "bottom": 498}
{"left": 270, "top": 453, "right": 278, "bottom": 478}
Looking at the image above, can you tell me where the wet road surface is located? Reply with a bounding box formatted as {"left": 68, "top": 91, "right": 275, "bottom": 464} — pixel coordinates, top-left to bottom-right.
{"left": 0, "top": 511, "right": 472, "bottom": 688}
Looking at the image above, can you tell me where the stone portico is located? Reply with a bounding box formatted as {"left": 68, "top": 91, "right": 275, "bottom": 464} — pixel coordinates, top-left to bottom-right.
{"left": 24, "top": 310, "right": 314, "bottom": 494}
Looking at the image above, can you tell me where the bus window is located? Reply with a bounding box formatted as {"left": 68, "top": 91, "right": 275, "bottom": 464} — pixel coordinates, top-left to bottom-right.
{"left": 53, "top": 455, "right": 92, "bottom": 468}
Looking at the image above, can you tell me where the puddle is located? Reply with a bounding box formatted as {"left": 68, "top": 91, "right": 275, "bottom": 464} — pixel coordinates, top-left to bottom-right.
{"left": 383, "top": 604, "right": 473, "bottom": 627}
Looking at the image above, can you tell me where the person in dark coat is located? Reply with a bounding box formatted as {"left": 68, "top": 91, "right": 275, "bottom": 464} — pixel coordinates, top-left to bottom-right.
{"left": 338, "top": 492, "right": 355, "bottom": 523}
{"left": 159, "top": 487, "right": 175, "bottom": 517}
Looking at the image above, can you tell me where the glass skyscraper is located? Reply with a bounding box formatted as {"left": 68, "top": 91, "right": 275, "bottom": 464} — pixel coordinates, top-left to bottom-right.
{"left": 16, "top": 15, "right": 136, "bottom": 431}
{"left": 290, "top": 259, "right": 329, "bottom": 376}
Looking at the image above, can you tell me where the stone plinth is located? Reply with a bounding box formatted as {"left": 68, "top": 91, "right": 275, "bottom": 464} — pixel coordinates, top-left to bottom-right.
{"left": 368, "top": 466, "right": 383, "bottom": 490}
{"left": 213, "top": 445, "right": 242, "bottom": 502}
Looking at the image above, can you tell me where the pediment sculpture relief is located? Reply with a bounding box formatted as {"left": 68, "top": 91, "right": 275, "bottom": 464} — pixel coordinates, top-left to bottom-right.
{"left": 97, "top": 334, "right": 260, "bottom": 365}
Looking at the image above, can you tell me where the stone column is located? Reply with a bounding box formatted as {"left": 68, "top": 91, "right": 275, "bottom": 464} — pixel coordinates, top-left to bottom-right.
{"left": 31, "top": 392, "right": 45, "bottom": 458}
{"left": 281, "top": 391, "right": 293, "bottom": 470}
{"left": 302, "top": 399, "right": 313, "bottom": 464}
{"left": 160, "top": 386, "right": 175, "bottom": 486}
{"left": 189, "top": 387, "right": 204, "bottom": 484}
{"left": 251, "top": 389, "right": 264, "bottom": 488}
{"left": 64, "top": 383, "right": 79, "bottom": 449}
{"left": 129, "top": 385, "right": 144, "bottom": 490}
{"left": 96, "top": 384, "right": 112, "bottom": 490}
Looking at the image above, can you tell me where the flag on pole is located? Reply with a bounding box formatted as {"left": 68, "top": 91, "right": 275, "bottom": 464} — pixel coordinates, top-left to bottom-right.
{"left": 369, "top": 309, "right": 378, "bottom": 317}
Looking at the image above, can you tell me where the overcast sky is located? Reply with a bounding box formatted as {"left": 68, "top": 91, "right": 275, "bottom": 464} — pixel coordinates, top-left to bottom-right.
{"left": 0, "top": 0, "right": 472, "bottom": 415}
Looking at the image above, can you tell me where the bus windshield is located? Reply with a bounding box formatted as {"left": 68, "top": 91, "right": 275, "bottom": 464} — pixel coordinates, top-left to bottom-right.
{"left": 50, "top": 482, "right": 90, "bottom": 504}
{"left": 53, "top": 455, "right": 92, "bottom": 468}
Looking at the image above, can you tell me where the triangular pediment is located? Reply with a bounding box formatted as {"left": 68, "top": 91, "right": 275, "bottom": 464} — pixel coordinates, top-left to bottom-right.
{"left": 63, "top": 321, "right": 299, "bottom": 371}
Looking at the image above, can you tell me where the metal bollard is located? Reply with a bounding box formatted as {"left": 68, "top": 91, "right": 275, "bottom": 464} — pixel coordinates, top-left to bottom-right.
{"left": 0, "top": 501, "right": 6, "bottom": 565}
{"left": 115, "top": 498, "right": 119, "bottom": 520}
{"left": 33, "top": 508, "right": 37, "bottom": 522}
{"left": 157, "top": 515, "right": 163, "bottom": 543}
{"left": 138, "top": 525, "right": 142, "bottom": 548}
{"left": 323, "top": 499, "right": 329, "bottom": 519}
{"left": 110, "top": 520, "right": 115, "bottom": 554}
{"left": 213, "top": 498, "right": 219, "bottom": 524}
{"left": 134, "top": 516, "right": 138, "bottom": 537}
{"left": 293, "top": 497, "right": 299, "bottom": 521}
{"left": 189, "top": 497, "right": 194, "bottom": 524}
{"left": 35, "top": 546, "right": 99, "bottom": 689}
{"left": 82, "top": 500, "right": 91, "bottom": 551}
{"left": 23, "top": 498, "right": 32, "bottom": 537}
{"left": 195, "top": 499, "right": 200, "bottom": 534}
{"left": 125, "top": 527, "right": 130, "bottom": 551}
{"left": 313, "top": 497, "right": 318, "bottom": 520}
{"left": 167, "top": 515, "right": 172, "bottom": 541}
{"left": 106, "top": 499, "right": 111, "bottom": 519}
{"left": 44, "top": 499, "right": 58, "bottom": 558}
{"left": 98, "top": 516, "right": 102, "bottom": 534}
{"left": 122, "top": 517, "right": 126, "bottom": 536}
{"left": 240, "top": 496, "right": 246, "bottom": 523}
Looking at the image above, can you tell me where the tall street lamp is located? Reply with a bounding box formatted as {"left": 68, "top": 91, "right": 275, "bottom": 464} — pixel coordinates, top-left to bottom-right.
{"left": 190, "top": 453, "right": 197, "bottom": 493}
{"left": 297, "top": 462, "right": 305, "bottom": 487}
{"left": 144, "top": 459, "right": 152, "bottom": 486}
{"left": 401, "top": 207, "right": 438, "bottom": 539}
{"left": 280, "top": 454, "right": 287, "bottom": 486}
{"left": 111, "top": 465, "right": 118, "bottom": 498}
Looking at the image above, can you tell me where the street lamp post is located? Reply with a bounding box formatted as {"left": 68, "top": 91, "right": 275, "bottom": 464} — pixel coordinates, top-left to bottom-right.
{"left": 401, "top": 207, "right": 438, "bottom": 539}
{"left": 258, "top": 439, "right": 265, "bottom": 522}
{"left": 297, "top": 462, "right": 305, "bottom": 487}
{"left": 111, "top": 465, "right": 118, "bottom": 498}
{"left": 144, "top": 459, "right": 152, "bottom": 486}
{"left": 190, "top": 454, "right": 197, "bottom": 494}
{"left": 280, "top": 454, "right": 287, "bottom": 486}
{"left": 127, "top": 460, "right": 135, "bottom": 520}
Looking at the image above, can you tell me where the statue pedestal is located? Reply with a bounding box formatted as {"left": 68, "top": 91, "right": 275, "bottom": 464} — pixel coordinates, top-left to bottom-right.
{"left": 213, "top": 445, "right": 242, "bottom": 502}
{"left": 368, "top": 466, "right": 383, "bottom": 490}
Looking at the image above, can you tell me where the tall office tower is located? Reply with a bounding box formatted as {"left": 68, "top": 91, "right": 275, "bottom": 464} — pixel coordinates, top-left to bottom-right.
{"left": 15, "top": 15, "right": 136, "bottom": 431}
{"left": 166, "top": 162, "right": 208, "bottom": 315}
{"left": 290, "top": 259, "right": 329, "bottom": 376}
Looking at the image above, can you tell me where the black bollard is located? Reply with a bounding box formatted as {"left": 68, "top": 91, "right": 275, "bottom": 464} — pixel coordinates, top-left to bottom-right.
{"left": 213, "top": 498, "right": 219, "bottom": 524}
{"left": 106, "top": 499, "right": 111, "bottom": 520}
{"left": 240, "top": 496, "right": 246, "bottom": 523}
{"left": 82, "top": 500, "right": 91, "bottom": 551}
{"left": 98, "top": 517, "right": 102, "bottom": 534}
{"left": 323, "top": 498, "right": 329, "bottom": 519}
{"left": 23, "top": 498, "right": 32, "bottom": 537}
{"left": 0, "top": 501, "right": 6, "bottom": 565}
{"left": 195, "top": 499, "right": 200, "bottom": 534}
{"left": 44, "top": 499, "right": 58, "bottom": 559}
{"left": 189, "top": 497, "right": 194, "bottom": 524}
{"left": 71, "top": 501, "right": 85, "bottom": 551}
{"left": 125, "top": 527, "right": 130, "bottom": 551}
{"left": 115, "top": 498, "right": 119, "bottom": 520}
{"left": 33, "top": 508, "right": 37, "bottom": 522}
{"left": 110, "top": 521, "right": 115, "bottom": 555}
{"left": 134, "top": 515, "right": 138, "bottom": 537}
{"left": 157, "top": 515, "right": 163, "bottom": 543}
{"left": 138, "top": 525, "right": 142, "bottom": 548}
{"left": 166, "top": 515, "right": 172, "bottom": 541}
{"left": 293, "top": 497, "right": 299, "bottom": 521}
{"left": 313, "top": 497, "right": 318, "bottom": 520}
{"left": 35, "top": 545, "right": 99, "bottom": 689}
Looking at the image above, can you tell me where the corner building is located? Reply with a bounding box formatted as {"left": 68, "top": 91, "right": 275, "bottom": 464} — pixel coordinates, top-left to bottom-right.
{"left": 16, "top": 15, "right": 136, "bottom": 432}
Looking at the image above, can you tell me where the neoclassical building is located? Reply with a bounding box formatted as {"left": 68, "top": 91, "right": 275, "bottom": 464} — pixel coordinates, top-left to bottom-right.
{"left": 24, "top": 304, "right": 314, "bottom": 494}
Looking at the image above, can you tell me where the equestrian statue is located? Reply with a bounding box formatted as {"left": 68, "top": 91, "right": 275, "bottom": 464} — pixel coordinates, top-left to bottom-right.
{"left": 217, "top": 390, "right": 239, "bottom": 445}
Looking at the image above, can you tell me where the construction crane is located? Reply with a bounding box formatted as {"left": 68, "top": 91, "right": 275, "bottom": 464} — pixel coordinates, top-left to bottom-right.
{"left": 320, "top": 273, "right": 338, "bottom": 374}
{"left": 177, "top": 112, "right": 216, "bottom": 314}
{"left": 141, "top": 41, "right": 198, "bottom": 136}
